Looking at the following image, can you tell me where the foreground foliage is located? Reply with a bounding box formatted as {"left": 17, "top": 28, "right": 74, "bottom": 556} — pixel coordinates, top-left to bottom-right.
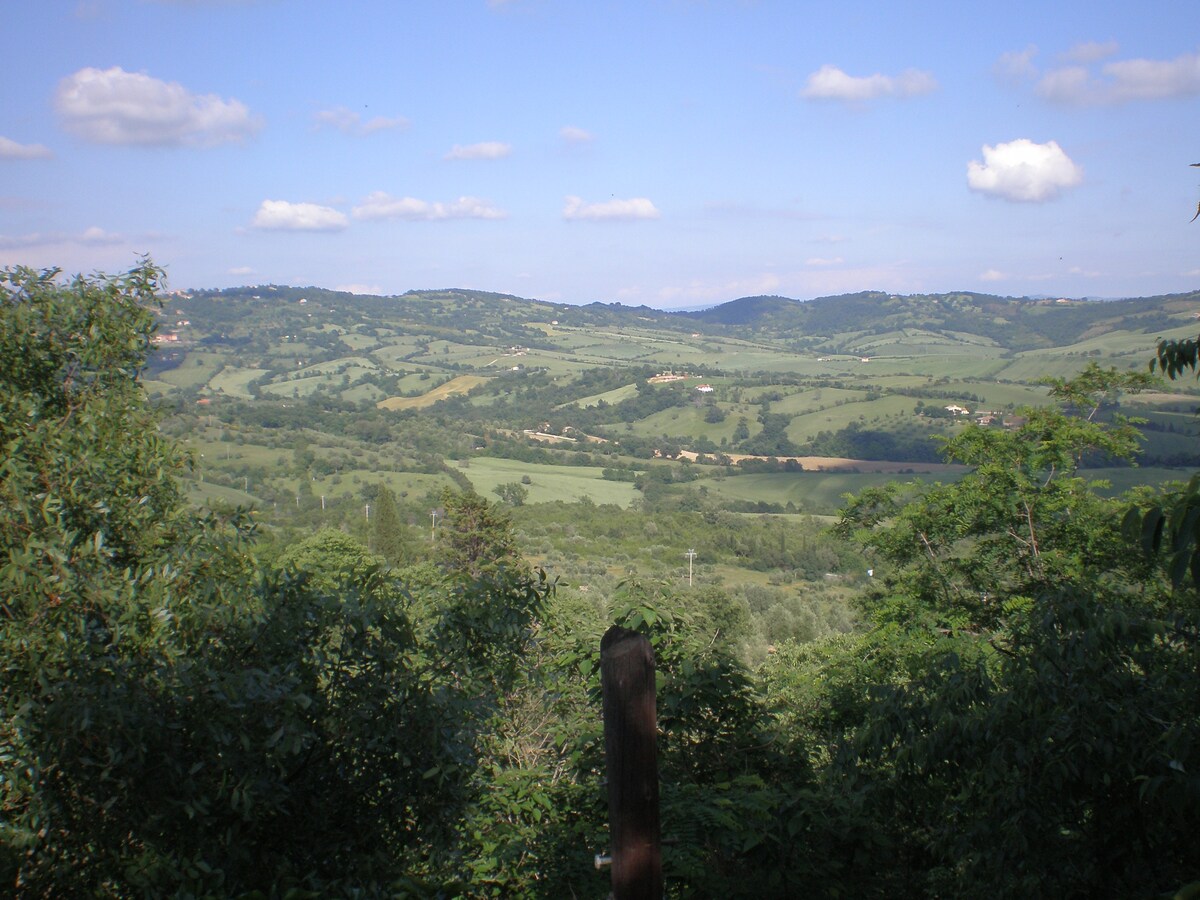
{"left": 2, "top": 263, "right": 1198, "bottom": 897}
{"left": 0, "top": 263, "right": 550, "bottom": 895}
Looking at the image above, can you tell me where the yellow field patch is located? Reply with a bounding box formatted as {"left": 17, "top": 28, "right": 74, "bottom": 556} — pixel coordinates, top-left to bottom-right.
{"left": 376, "top": 374, "right": 490, "bottom": 410}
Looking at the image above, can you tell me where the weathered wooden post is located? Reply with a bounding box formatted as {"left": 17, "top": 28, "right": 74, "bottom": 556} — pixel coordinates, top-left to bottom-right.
{"left": 600, "top": 624, "right": 662, "bottom": 899}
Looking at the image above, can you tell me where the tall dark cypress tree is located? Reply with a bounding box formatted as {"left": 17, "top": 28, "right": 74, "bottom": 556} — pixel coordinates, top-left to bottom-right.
{"left": 372, "top": 485, "right": 408, "bottom": 565}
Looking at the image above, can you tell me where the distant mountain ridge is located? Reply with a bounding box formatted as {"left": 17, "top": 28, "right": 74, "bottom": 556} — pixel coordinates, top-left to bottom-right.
{"left": 182, "top": 282, "right": 1200, "bottom": 356}
{"left": 675, "top": 289, "right": 1200, "bottom": 352}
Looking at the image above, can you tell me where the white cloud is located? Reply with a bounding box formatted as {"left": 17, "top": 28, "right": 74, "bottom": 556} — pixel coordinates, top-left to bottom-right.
{"left": 80, "top": 226, "right": 123, "bottom": 244}
{"left": 1036, "top": 66, "right": 1092, "bottom": 103}
{"left": 805, "top": 256, "right": 843, "bottom": 266}
{"left": 994, "top": 45, "right": 1039, "bottom": 82}
{"left": 563, "top": 195, "right": 660, "bottom": 221}
{"left": 56, "top": 66, "right": 260, "bottom": 146}
{"left": 967, "top": 139, "right": 1083, "bottom": 203}
{"left": 801, "top": 64, "right": 937, "bottom": 101}
{"left": 1037, "top": 51, "right": 1200, "bottom": 104}
{"left": 251, "top": 200, "right": 348, "bottom": 231}
{"left": 0, "top": 226, "right": 123, "bottom": 250}
{"left": 0, "top": 136, "right": 53, "bottom": 159}
{"left": 560, "top": 125, "right": 593, "bottom": 144}
{"left": 979, "top": 268, "right": 1007, "bottom": 282}
{"left": 228, "top": 265, "right": 255, "bottom": 276}
{"left": 351, "top": 192, "right": 506, "bottom": 221}
{"left": 313, "top": 107, "right": 357, "bottom": 131}
{"left": 313, "top": 105, "right": 408, "bottom": 135}
{"left": 360, "top": 116, "right": 408, "bottom": 135}
{"left": 1062, "top": 40, "right": 1119, "bottom": 64}
{"left": 1104, "top": 53, "right": 1200, "bottom": 100}
{"left": 444, "top": 141, "right": 511, "bottom": 160}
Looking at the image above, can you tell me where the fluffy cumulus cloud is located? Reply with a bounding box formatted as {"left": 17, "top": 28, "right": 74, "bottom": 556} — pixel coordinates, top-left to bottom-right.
{"left": 967, "top": 139, "right": 1083, "bottom": 202}
{"left": 56, "top": 67, "right": 260, "bottom": 146}
{"left": 351, "top": 192, "right": 505, "bottom": 221}
{"left": 444, "top": 141, "right": 511, "bottom": 160}
{"left": 0, "top": 136, "right": 53, "bottom": 159}
{"left": 1035, "top": 49, "right": 1200, "bottom": 105}
{"left": 313, "top": 106, "right": 408, "bottom": 135}
{"left": 562, "top": 195, "right": 660, "bottom": 221}
{"left": 251, "top": 200, "right": 348, "bottom": 232}
{"left": 801, "top": 64, "right": 937, "bottom": 101}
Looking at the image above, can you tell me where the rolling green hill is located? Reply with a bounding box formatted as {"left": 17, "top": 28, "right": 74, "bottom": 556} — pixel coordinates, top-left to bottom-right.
{"left": 150, "top": 281, "right": 1200, "bottom": 542}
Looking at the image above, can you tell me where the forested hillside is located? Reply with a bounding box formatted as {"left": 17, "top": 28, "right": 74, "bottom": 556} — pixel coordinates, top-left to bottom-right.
{"left": 3, "top": 262, "right": 1199, "bottom": 897}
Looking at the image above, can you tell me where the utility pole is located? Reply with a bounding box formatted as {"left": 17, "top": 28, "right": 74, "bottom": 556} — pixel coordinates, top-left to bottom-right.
{"left": 430, "top": 508, "right": 439, "bottom": 541}
{"left": 365, "top": 503, "right": 370, "bottom": 521}
{"left": 685, "top": 548, "right": 696, "bottom": 586}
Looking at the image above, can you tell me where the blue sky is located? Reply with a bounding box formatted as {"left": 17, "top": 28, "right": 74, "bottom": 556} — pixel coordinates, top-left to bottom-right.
{"left": 2, "top": 0, "right": 1198, "bottom": 307}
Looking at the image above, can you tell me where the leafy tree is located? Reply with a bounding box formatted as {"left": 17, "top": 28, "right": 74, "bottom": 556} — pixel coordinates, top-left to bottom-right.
{"left": 838, "top": 368, "right": 1150, "bottom": 629}
{"left": 1152, "top": 315, "right": 1200, "bottom": 380}
{"left": 493, "top": 481, "right": 529, "bottom": 507}
{"left": 0, "top": 263, "right": 551, "bottom": 896}
{"left": 276, "top": 526, "right": 384, "bottom": 588}
{"left": 823, "top": 365, "right": 1200, "bottom": 897}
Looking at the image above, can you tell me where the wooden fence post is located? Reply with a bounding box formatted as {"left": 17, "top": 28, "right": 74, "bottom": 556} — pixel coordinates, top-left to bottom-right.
{"left": 600, "top": 625, "right": 662, "bottom": 899}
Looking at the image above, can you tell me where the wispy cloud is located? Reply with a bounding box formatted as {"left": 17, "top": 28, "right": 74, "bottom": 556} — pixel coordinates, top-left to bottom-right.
{"left": 0, "top": 225, "right": 124, "bottom": 250}
{"left": 563, "top": 195, "right": 660, "bottom": 221}
{"left": 444, "top": 141, "right": 511, "bottom": 160}
{"left": 1034, "top": 49, "right": 1200, "bottom": 105}
{"left": 228, "top": 265, "right": 255, "bottom": 276}
{"left": 1065, "top": 40, "right": 1118, "bottom": 64}
{"left": 994, "top": 45, "right": 1039, "bottom": 83}
{"left": 560, "top": 125, "right": 594, "bottom": 144}
{"left": 352, "top": 192, "right": 505, "bottom": 221}
{"left": 313, "top": 105, "right": 408, "bottom": 135}
{"left": 56, "top": 66, "right": 260, "bottom": 146}
{"left": 1061, "top": 40, "right": 1119, "bottom": 64}
{"left": 805, "top": 256, "right": 844, "bottom": 266}
{"left": 251, "top": 200, "right": 348, "bottom": 231}
{"left": 801, "top": 64, "right": 937, "bottom": 102}
{"left": 967, "top": 139, "right": 1083, "bottom": 203}
{"left": 0, "top": 136, "right": 54, "bottom": 160}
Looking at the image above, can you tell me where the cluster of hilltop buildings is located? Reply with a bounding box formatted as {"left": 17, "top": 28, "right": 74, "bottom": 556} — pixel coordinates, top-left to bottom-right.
{"left": 944, "top": 405, "right": 1024, "bottom": 427}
